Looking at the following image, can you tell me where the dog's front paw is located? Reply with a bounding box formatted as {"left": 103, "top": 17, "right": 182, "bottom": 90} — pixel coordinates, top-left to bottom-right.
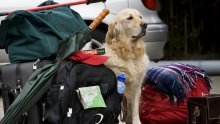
{"left": 132, "top": 117, "right": 142, "bottom": 124}
{"left": 118, "top": 121, "right": 126, "bottom": 124}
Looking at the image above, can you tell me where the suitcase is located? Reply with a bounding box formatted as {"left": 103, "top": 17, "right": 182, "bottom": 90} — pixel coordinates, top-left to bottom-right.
{"left": 1, "top": 60, "right": 52, "bottom": 124}
{"left": 187, "top": 94, "right": 220, "bottom": 124}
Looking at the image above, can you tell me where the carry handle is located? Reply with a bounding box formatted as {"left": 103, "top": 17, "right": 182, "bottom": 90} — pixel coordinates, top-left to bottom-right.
{"left": 89, "top": 8, "right": 109, "bottom": 30}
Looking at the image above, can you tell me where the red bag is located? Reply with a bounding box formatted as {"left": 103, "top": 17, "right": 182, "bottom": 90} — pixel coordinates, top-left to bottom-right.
{"left": 140, "top": 78, "right": 210, "bottom": 124}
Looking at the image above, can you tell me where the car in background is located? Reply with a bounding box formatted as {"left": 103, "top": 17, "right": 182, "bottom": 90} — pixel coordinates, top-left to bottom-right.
{"left": 73, "top": 0, "right": 168, "bottom": 60}
{"left": 0, "top": 0, "right": 168, "bottom": 63}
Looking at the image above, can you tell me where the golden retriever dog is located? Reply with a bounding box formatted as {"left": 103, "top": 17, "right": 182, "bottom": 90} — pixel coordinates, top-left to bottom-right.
{"left": 104, "top": 8, "right": 149, "bottom": 124}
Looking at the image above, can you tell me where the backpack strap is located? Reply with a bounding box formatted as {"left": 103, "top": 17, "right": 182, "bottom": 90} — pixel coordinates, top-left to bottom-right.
{"left": 15, "top": 63, "right": 22, "bottom": 95}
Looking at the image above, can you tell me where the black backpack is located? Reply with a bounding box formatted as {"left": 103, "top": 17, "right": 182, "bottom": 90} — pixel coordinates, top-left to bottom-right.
{"left": 44, "top": 60, "right": 122, "bottom": 124}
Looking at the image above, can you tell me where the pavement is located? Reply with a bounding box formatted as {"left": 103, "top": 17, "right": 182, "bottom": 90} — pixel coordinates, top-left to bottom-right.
{"left": 0, "top": 76, "right": 219, "bottom": 120}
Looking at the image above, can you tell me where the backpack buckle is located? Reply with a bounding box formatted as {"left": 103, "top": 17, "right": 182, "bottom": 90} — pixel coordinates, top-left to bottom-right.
{"left": 15, "top": 85, "right": 22, "bottom": 95}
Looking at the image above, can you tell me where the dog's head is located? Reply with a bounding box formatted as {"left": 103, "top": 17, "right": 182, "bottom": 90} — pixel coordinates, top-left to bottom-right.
{"left": 105, "top": 8, "right": 147, "bottom": 44}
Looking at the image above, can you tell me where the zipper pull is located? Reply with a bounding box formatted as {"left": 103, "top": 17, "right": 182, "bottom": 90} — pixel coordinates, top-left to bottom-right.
{"left": 33, "top": 59, "right": 40, "bottom": 70}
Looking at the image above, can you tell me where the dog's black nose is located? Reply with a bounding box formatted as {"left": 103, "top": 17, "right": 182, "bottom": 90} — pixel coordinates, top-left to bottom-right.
{"left": 140, "top": 22, "right": 147, "bottom": 29}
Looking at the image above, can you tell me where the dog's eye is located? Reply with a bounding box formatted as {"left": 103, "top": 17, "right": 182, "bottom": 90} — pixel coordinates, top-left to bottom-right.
{"left": 139, "top": 16, "right": 142, "bottom": 19}
{"left": 127, "top": 16, "right": 133, "bottom": 20}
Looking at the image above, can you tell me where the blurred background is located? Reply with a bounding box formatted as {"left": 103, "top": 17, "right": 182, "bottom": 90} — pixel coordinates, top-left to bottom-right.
{"left": 158, "top": 0, "right": 220, "bottom": 60}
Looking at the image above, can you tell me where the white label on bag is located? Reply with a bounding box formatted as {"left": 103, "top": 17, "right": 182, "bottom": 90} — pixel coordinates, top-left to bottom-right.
{"left": 60, "top": 86, "right": 64, "bottom": 90}
{"left": 67, "top": 108, "right": 72, "bottom": 117}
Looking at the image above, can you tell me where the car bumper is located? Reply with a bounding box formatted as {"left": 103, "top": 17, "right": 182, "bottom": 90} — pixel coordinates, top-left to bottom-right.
{"left": 143, "top": 23, "right": 168, "bottom": 60}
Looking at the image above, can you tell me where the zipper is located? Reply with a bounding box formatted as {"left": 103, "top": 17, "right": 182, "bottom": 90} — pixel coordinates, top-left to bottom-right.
{"left": 42, "top": 102, "right": 46, "bottom": 122}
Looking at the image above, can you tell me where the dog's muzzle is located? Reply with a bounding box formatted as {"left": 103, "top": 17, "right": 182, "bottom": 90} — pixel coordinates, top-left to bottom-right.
{"left": 140, "top": 22, "right": 147, "bottom": 36}
{"left": 132, "top": 22, "right": 147, "bottom": 40}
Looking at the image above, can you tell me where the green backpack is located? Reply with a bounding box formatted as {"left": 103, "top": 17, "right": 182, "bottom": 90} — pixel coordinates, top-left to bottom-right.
{"left": 0, "top": 1, "right": 87, "bottom": 63}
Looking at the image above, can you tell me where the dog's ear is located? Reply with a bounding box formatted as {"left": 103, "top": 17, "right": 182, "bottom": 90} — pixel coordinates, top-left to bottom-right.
{"left": 105, "top": 21, "right": 119, "bottom": 44}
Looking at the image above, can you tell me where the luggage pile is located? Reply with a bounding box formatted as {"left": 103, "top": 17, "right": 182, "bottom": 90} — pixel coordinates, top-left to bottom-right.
{"left": 0, "top": 1, "right": 122, "bottom": 124}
